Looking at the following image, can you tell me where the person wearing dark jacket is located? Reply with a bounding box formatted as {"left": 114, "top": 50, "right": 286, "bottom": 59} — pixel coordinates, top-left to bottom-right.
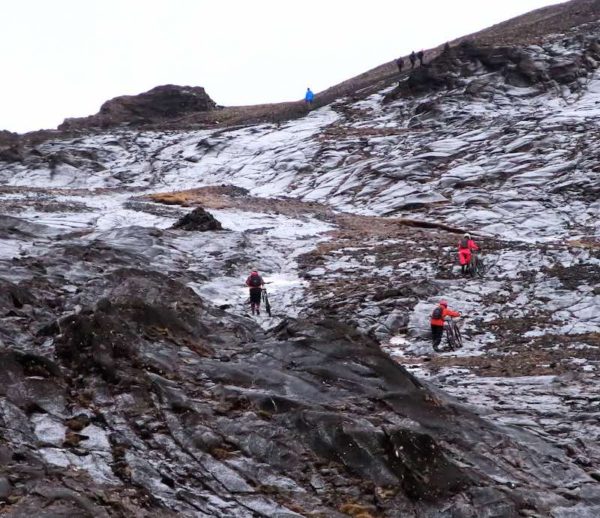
{"left": 409, "top": 51, "right": 416, "bottom": 69}
{"left": 417, "top": 50, "right": 425, "bottom": 66}
{"left": 396, "top": 57, "right": 404, "bottom": 73}
{"left": 430, "top": 300, "right": 461, "bottom": 349}
{"left": 245, "top": 269, "right": 265, "bottom": 315}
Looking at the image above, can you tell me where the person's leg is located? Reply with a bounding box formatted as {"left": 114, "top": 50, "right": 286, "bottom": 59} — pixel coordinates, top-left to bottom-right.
{"left": 250, "top": 289, "right": 261, "bottom": 315}
{"left": 459, "top": 251, "right": 466, "bottom": 273}
{"left": 431, "top": 325, "right": 443, "bottom": 349}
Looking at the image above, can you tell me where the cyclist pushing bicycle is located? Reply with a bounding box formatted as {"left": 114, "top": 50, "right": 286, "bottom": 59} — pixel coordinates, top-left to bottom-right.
{"left": 430, "top": 300, "right": 462, "bottom": 351}
{"left": 245, "top": 269, "right": 265, "bottom": 315}
{"left": 458, "top": 233, "right": 480, "bottom": 275}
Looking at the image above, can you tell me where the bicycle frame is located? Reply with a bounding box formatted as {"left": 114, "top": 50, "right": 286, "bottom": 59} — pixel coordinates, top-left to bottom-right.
{"left": 466, "top": 250, "right": 485, "bottom": 278}
{"left": 443, "top": 317, "right": 463, "bottom": 350}
{"left": 261, "top": 288, "right": 272, "bottom": 317}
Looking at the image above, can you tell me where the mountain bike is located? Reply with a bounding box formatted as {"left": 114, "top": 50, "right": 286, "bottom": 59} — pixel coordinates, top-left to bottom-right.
{"left": 466, "top": 250, "right": 486, "bottom": 278}
{"left": 444, "top": 317, "right": 463, "bottom": 350}
{"left": 261, "top": 287, "right": 272, "bottom": 317}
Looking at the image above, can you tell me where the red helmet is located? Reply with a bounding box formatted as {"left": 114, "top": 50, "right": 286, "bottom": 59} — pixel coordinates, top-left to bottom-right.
{"left": 439, "top": 300, "right": 448, "bottom": 307}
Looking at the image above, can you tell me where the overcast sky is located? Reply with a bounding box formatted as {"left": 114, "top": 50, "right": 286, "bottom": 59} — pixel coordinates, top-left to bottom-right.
{"left": 1, "top": 0, "right": 565, "bottom": 133}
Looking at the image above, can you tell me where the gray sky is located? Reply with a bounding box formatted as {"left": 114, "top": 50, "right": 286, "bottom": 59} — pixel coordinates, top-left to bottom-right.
{"left": 1, "top": 0, "right": 565, "bottom": 133}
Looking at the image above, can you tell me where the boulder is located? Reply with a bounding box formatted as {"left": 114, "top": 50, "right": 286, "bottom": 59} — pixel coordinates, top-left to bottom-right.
{"left": 0, "top": 476, "right": 12, "bottom": 500}
{"left": 59, "top": 85, "right": 217, "bottom": 130}
{"left": 172, "top": 207, "right": 223, "bottom": 231}
{"left": 0, "top": 130, "right": 22, "bottom": 163}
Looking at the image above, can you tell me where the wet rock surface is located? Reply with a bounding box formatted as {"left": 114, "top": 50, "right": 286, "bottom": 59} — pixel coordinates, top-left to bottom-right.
{"left": 0, "top": 10, "right": 599, "bottom": 517}
{"left": 0, "top": 221, "right": 598, "bottom": 516}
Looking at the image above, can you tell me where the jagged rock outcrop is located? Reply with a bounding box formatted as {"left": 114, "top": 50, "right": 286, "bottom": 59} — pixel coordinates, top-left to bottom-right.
{"left": 59, "top": 85, "right": 217, "bottom": 130}
{"left": 0, "top": 130, "right": 22, "bottom": 163}
{"left": 172, "top": 207, "right": 223, "bottom": 231}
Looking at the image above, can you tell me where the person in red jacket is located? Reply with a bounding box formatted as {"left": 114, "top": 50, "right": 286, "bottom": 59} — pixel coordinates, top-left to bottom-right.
{"left": 458, "top": 233, "right": 479, "bottom": 274}
{"left": 430, "top": 299, "right": 460, "bottom": 349}
{"left": 245, "top": 269, "right": 264, "bottom": 315}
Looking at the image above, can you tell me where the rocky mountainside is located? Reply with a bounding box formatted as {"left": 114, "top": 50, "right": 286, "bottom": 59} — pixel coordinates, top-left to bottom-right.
{"left": 1, "top": 2, "right": 600, "bottom": 517}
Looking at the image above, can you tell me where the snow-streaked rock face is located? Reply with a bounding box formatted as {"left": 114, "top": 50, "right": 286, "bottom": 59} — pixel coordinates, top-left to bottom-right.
{"left": 0, "top": 20, "right": 599, "bottom": 518}
{"left": 3, "top": 33, "right": 599, "bottom": 242}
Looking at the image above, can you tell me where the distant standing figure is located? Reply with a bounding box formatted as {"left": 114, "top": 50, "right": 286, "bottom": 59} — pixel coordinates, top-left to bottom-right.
{"left": 443, "top": 42, "right": 451, "bottom": 53}
{"left": 409, "top": 51, "right": 416, "bottom": 69}
{"left": 245, "top": 269, "right": 265, "bottom": 315}
{"left": 305, "top": 87, "right": 314, "bottom": 106}
{"left": 417, "top": 49, "right": 425, "bottom": 66}
{"left": 395, "top": 57, "right": 404, "bottom": 73}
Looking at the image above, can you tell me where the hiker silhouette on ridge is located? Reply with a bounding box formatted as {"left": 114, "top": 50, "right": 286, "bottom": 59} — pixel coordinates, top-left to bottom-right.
{"left": 396, "top": 57, "right": 404, "bottom": 73}
{"left": 409, "top": 51, "right": 417, "bottom": 69}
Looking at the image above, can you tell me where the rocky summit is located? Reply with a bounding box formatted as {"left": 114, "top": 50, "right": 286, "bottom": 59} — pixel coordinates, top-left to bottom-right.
{"left": 1, "top": 1, "right": 600, "bottom": 517}
{"left": 59, "top": 85, "right": 217, "bottom": 131}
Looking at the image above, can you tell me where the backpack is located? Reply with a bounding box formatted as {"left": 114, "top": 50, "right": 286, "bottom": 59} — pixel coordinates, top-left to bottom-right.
{"left": 431, "top": 306, "right": 443, "bottom": 320}
{"left": 248, "top": 274, "right": 262, "bottom": 288}
{"left": 460, "top": 238, "right": 469, "bottom": 249}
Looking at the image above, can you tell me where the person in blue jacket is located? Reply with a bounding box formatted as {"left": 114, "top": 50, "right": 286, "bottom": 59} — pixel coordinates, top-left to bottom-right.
{"left": 305, "top": 87, "right": 314, "bottom": 105}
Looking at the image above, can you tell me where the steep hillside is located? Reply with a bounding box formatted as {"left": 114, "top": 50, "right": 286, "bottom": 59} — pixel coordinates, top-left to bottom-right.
{"left": 0, "top": 3, "right": 600, "bottom": 518}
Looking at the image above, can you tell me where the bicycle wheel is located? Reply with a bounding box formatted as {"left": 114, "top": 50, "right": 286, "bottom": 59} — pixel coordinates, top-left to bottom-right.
{"left": 262, "top": 290, "right": 272, "bottom": 317}
{"left": 445, "top": 324, "right": 457, "bottom": 351}
{"left": 467, "top": 256, "right": 477, "bottom": 277}
{"left": 475, "top": 258, "right": 486, "bottom": 278}
{"left": 452, "top": 321, "right": 463, "bottom": 348}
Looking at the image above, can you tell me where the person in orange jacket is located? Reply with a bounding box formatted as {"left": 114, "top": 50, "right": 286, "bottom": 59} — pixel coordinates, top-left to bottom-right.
{"left": 458, "top": 233, "right": 479, "bottom": 274}
{"left": 430, "top": 299, "right": 460, "bottom": 349}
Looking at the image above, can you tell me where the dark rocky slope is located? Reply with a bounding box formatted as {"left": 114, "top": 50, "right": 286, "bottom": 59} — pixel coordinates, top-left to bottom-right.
{"left": 0, "top": 219, "right": 597, "bottom": 516}
{"left": 0, "top": 1, "right": 599, "bottom": 516}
